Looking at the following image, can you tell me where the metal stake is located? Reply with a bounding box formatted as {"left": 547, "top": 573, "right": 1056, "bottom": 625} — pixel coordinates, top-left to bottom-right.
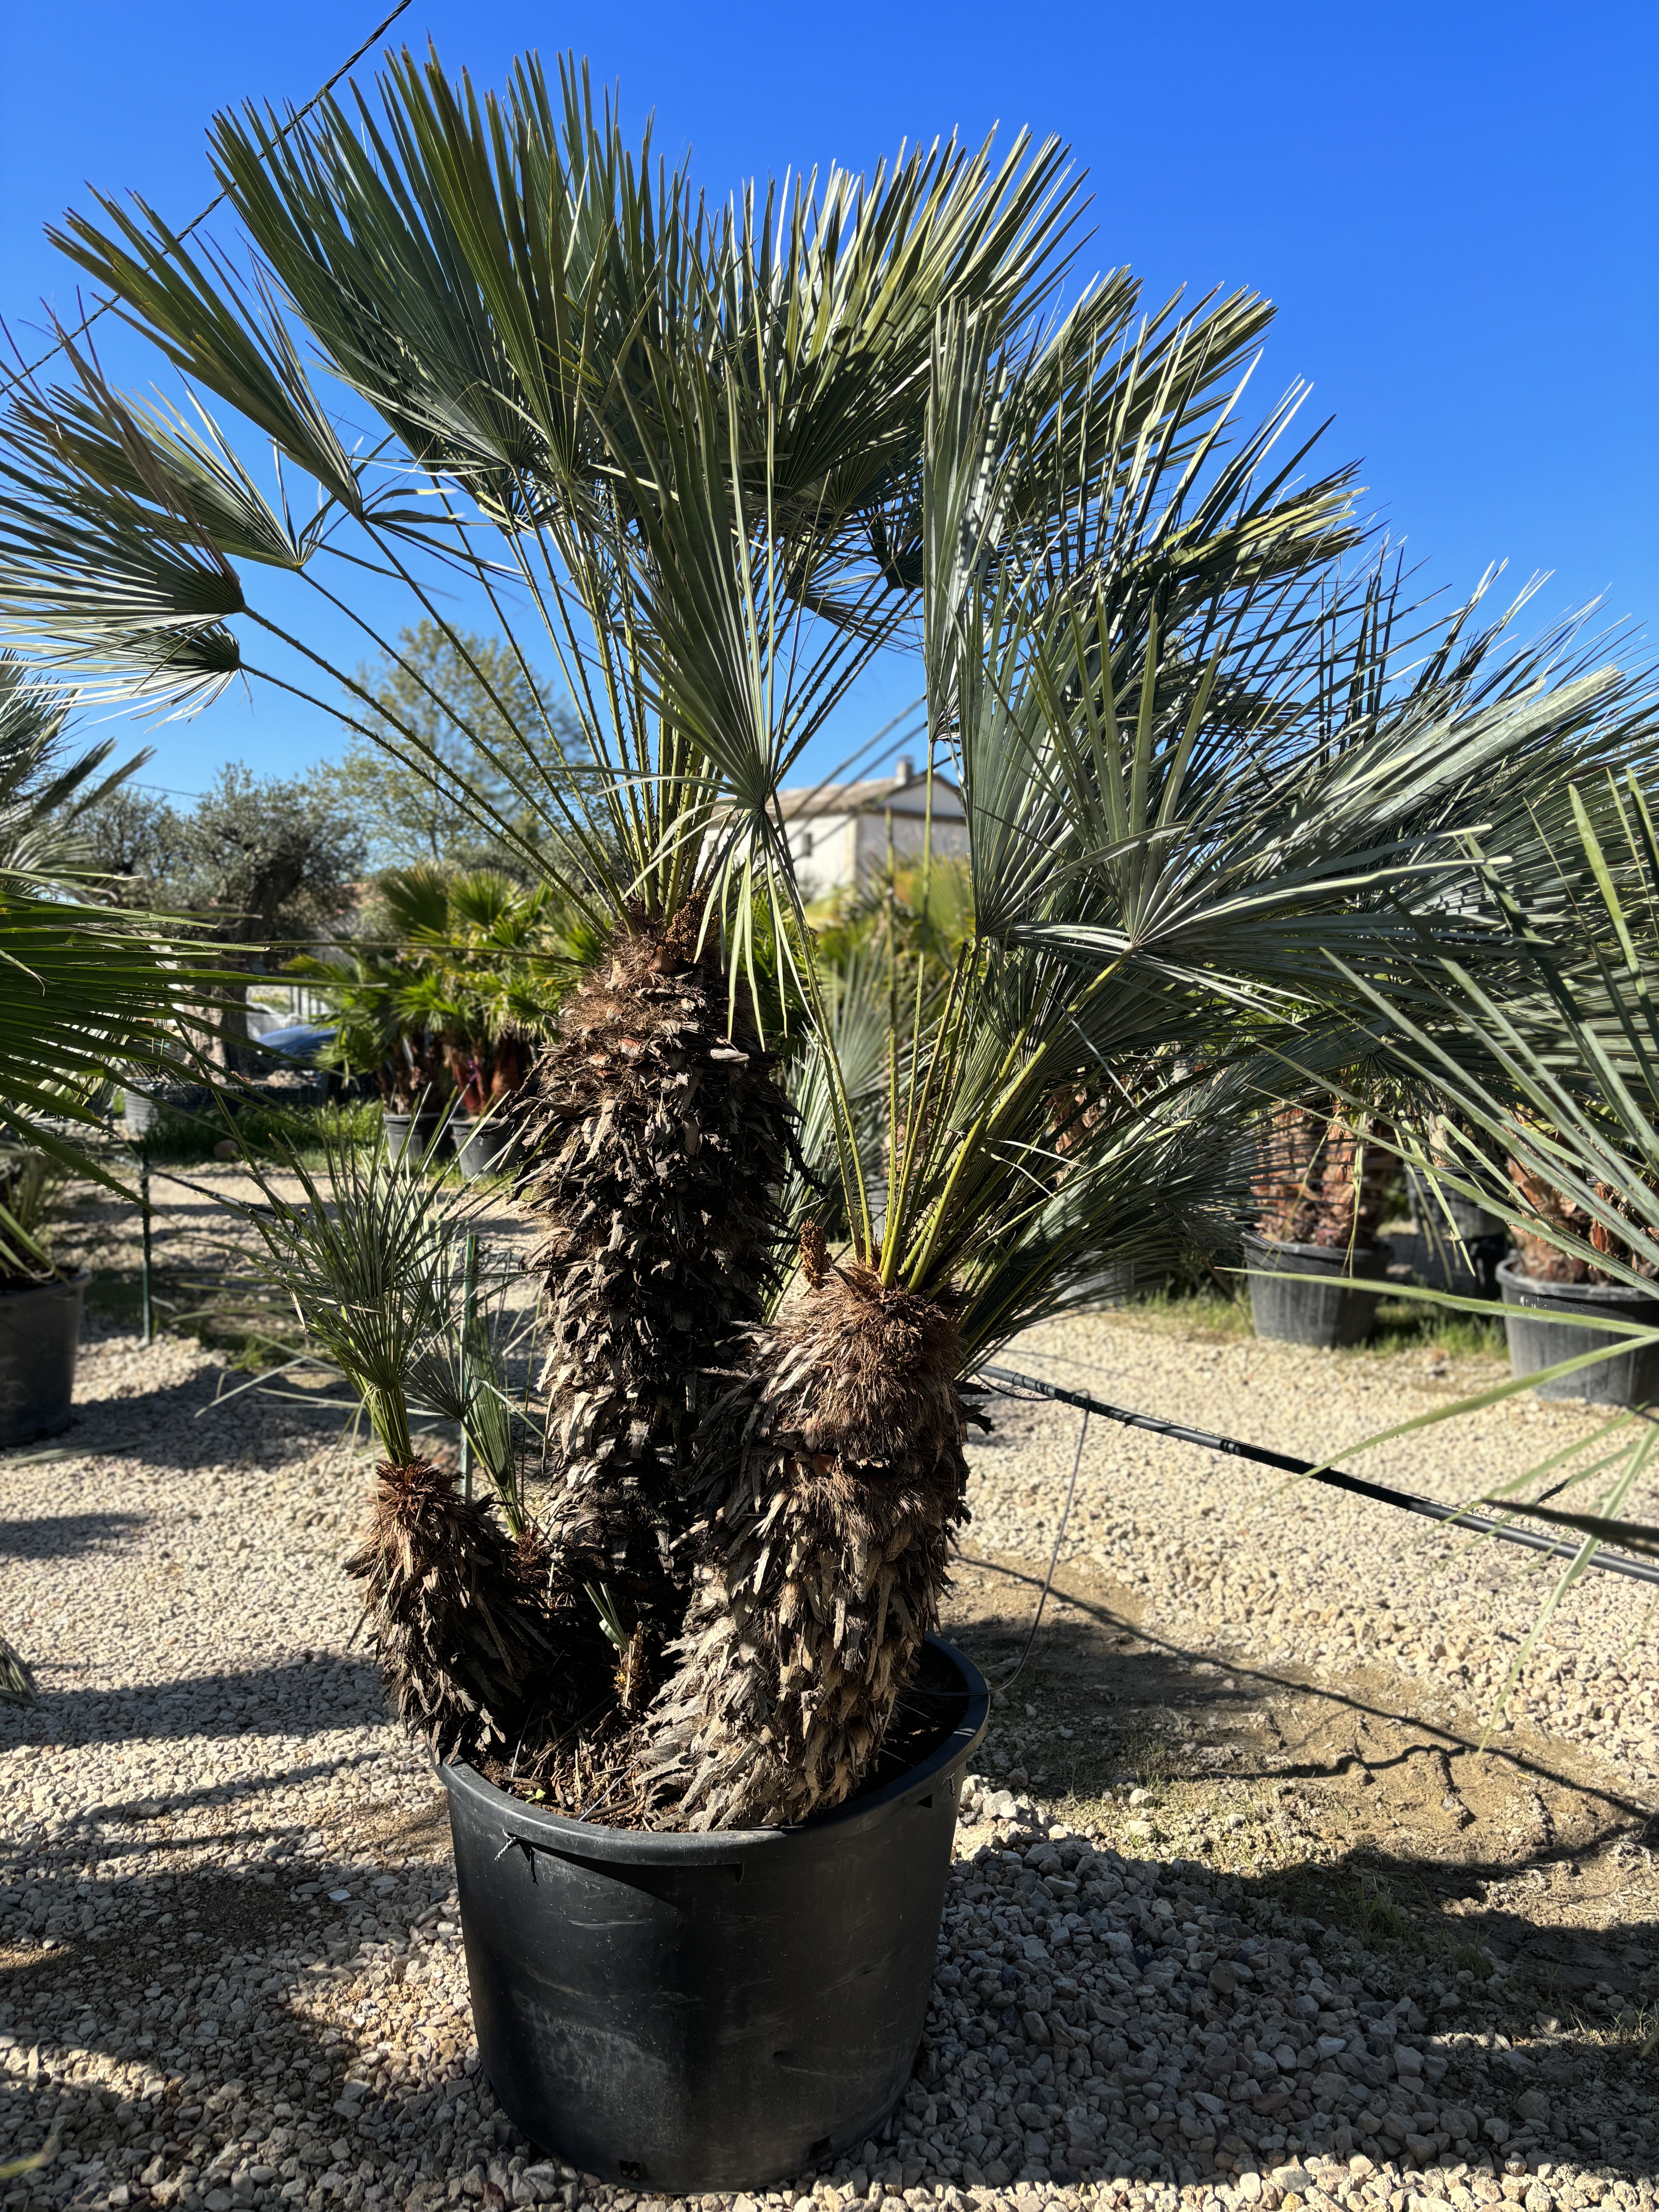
{"left": 460, "top": 1230, "right": 479, "bottom": 1503}
{"left": 139, "top": 1160, "right": 154, "bottom": 1346}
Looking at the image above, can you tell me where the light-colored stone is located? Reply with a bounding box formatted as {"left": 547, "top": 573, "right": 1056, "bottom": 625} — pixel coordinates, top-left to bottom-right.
{"left": 3, "top": 1239, "right": 1656, "bottom": 2212}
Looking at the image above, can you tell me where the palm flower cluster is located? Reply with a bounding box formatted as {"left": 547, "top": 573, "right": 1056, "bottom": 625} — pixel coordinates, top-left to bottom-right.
{"left": 3, "top": 51, "right": 1658, "bottom": 1822}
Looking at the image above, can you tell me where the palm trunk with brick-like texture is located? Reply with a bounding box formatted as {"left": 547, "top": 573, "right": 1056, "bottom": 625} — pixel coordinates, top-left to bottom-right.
{"left": 1252, "top": 1099, "right": 1396, "bottom": 1247}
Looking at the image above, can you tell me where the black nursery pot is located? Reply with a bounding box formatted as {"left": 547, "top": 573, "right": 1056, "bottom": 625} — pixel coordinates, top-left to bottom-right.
{"left": 1243, "top": 1230, "right": 1389, "bottom": 1349}
{"left": 1497, "top": 1258, "right": 1659, "bottom": 1405}
{"left": 382, "top": 1106, "right": 450, "bottom": 1163}
{"left": 454, "top": 1113, "right": 516, "bottom": 1182}
{"left": 0, "top": 1270, "right": 88, "bottom": 1448}
{"left": 438, "top": 1635, "right": 990, "bottom": 2193}
{"left": 1405, "top": 1166, "right": 1508, "bottom": 1245}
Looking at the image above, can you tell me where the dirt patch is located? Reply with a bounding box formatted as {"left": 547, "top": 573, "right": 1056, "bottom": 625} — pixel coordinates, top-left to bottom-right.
{"left": 942, "top": 1547, "right": 1659, "bottom": 2029}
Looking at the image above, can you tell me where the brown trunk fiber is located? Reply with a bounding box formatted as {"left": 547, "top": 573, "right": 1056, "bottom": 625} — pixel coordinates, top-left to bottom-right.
{"left": 1508, "top": 1155, "right": 1659, "bottom": 1283}
{"left": 343, "top": 1461, "right": 571, "bottom": 1763}
{"left": 639, "top": 1262, "right": 969, "bottom": 1831}
{"left": 512, "top": 912, "right": 791, "bottom": 1693}
{"left": 1254, "top": 1100, "right": 1395, "bottom": 1247}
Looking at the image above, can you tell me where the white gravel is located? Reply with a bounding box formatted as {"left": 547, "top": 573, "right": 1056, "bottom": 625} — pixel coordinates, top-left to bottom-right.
{"left": 970, "top": 1315, "right": 1659, "bottom": 1795}
{"left": 3, "top": 1302, "right": 1656, "bottom": 2212}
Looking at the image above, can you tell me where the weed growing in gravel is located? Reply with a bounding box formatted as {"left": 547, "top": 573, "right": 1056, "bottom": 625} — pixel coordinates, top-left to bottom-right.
{"left": 1452, "top": 1937, "right": 1496, "bottom": 1979}
{"left": 1337, "top": 1870, "right": 1413, "bottom": 1943}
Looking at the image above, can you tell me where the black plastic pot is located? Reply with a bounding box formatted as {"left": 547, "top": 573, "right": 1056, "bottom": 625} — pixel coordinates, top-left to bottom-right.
{"left": 1497, "top": 1259, "right": 1659, "bottom": 1404}
{"left": 1243, "top": 1230, "right": 1390, "bottom": 1348}
{"left": 0, "top": 1271, "right": 88, "bottom": 1447}
{"left": 1095, "top": 1258, "right": 1171, "bottom": 1306}
{"left": 1394, "top": 1224, "right": 1508, "bottom": 1300}
{"left": 454, "top": 1114, "right": 515, "bottom": 1182}
{"left": 1405, "top": 1166, "right": 1507, "bottom": 1244}
{"left": 439, "top": 1635, "right": 990, "bottom": 2192}
{"left": 382, "top": 1107, "right": 450, "bottom": 1163}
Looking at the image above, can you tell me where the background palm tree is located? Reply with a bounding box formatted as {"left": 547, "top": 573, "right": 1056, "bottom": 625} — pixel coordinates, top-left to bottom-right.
{"left": 1, "top": 46, "right": 1656, "bottom": 1819}
{"left": 0, "top": 658, "right": 222, "bottom": 1700}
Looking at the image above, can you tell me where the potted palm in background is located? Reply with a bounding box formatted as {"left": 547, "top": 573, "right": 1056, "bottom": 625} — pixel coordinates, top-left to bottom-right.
{"left": 1245, "top": 1096, "right": 1398, "bottom": 1346}
{"left": 1495, "top": 1144, "right": 1659, "bottom": 1401}
{"left": 0, "top": 654, "right": 215, "bottom": 1445}
{"left": 292, "top": 864, "right": 579, "bottom": 1170}
{"left": 1270, "top": 787, "right": 1659, "bottom": 1741}
{"left": 1343, "top": 788, "right": 1659, "bottom": 1411}
{"left": 394, "top": 866, "right": 582, "bottom": 1178}
{"left": 4, "top": 45, "right": 1659, "bottom": 2186}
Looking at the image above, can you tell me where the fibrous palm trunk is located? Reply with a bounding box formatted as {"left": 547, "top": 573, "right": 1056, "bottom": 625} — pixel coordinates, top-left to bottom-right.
{"left": 513, "top": 912, "right": 791, "bottom": 1681}
{"left": 1253, "top": 1098, "right": 1395, "bottom": 1247}
{"left": 641, "top": 1257, "right": 969, "bottom": 1830}
{"left": 344, "top": 1461, "right": 572, "bottom": 1763}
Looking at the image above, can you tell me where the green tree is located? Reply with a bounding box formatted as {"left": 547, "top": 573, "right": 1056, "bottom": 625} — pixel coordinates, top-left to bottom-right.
{"left": 317, "top": 621, "right": 582, "bottom": 870}
{"left": 80, "top": 764, "right": 365, "bottom": 1054}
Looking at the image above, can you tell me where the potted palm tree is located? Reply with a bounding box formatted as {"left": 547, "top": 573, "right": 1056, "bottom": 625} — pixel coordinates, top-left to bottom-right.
{"left": 295, "top": 867, "right": 577, "bottom": 1166}
{"left": 3, "top": 45, "right": 1656, "bottom": 2186}
{"left": 1245, "top": 1097, "right": 1397, "bottom": 1346}
{"left": 0, "top": 1142, "right": 91, "bottom": 1447}
{"left": 397, "top": 867, "right": 579, "bottom": 1178}
{"left": 0, "top": 655, "right": 214, "bottom": 1442}
{"left": 290, "top": 877, "right": 456, "bottom": 1157}
{"left": 1309, "top": 783, "right": 1659, "bottom": 1698}
{"left": 1493, "top": 1145, "right": 1659, "bottom": 1402}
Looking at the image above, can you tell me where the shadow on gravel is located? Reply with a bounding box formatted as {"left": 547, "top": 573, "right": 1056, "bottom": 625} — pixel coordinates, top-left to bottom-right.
{"left": 946, "top": 1551, "right": 1659, "bottom": 2031}
{"left": 0, "top": 1741, "right": 503, "bottom": 2212}
{"left": 0, "top": 1657, "right": 388, "bottom": 1746}
{"left": 0, "top": 1826, "right": 487, "bottom": 2211}
{"left": 0, "top": 1511, "right": 150, "bottom": 1558}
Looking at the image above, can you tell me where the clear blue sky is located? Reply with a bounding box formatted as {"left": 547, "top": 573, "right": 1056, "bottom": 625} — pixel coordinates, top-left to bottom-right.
{"left": 3, "top": 0, "right": 1655, "bottom": 797}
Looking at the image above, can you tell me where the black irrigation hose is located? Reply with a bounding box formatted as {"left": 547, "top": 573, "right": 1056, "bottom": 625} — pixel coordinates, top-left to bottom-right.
{"left": 976, "top": 1362, "right": 1659, "bottom": 1591}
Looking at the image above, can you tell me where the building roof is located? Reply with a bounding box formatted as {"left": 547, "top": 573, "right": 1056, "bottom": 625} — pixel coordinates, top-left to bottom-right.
{"left": 776, "top": 764, "right": 963, "bottom": 821}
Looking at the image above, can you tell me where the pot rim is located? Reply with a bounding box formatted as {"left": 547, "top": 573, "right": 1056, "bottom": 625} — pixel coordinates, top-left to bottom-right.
{"left": 1497, "top": 1257, "right": 1659, "bottom": 1307}
{"left": 0, "top": 1266, "right": 91, "bottom": 1301}
{"left": 1241, "top": 1231, "right": 1389, "bottom": 1262}
{"left": 439, "top": 1631, "right": 989, "bottom": 1867}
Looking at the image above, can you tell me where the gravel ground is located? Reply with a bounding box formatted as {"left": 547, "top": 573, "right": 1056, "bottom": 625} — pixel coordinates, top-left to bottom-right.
{"left": 4, "top": 1267, "right": 1657, "bottom": 2212}
{"left": 972, "top": 1312, "right": 1658, "bottom": 1794}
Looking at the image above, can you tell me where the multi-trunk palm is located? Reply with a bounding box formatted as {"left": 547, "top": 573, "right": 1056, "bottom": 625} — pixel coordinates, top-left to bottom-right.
{"left": 1, "top": 48, "right": 1654, "bottom": 1815}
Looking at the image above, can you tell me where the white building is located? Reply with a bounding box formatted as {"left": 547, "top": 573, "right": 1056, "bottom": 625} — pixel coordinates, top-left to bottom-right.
{"left": 778, "top": 759, "right": 968, "bottom": 902}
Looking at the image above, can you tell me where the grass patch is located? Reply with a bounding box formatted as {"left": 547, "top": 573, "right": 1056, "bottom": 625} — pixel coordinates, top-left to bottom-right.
{"left": 1370, "top": 1296, "right": 1507, "bottom": 1359}
{"left": 1115, "top": 1281, "right": 1507, "bottom": 1360}
{"left": 127, "top": 1096, "right": 380, "bottom": 1165}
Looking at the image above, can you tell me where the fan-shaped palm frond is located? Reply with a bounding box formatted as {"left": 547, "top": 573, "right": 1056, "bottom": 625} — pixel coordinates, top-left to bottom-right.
{"left": 10, "top": 43, "right": 1659, "bottom": 1824}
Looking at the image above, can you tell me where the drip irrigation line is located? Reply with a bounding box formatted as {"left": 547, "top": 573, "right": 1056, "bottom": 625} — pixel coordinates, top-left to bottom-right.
{"left": 976, "top": 1362, "right": 1659, "bottom": 1591}
{"left": 1, "top": 0, "right": 415, "bottom": 401}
